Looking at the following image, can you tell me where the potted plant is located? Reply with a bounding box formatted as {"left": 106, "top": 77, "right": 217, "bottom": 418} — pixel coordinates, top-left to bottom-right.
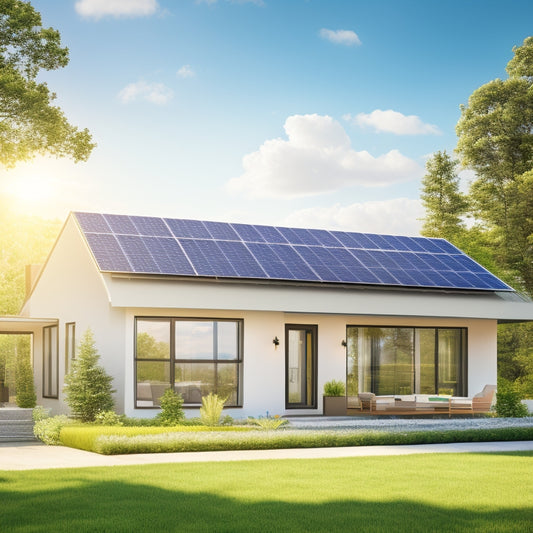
{"left": 322, "top": 379, "right": 346, "bottom": 416}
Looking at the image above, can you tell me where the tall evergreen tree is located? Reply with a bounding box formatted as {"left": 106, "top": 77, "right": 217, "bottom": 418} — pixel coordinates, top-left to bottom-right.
{"left": 64, "top": 329, "right": 115, "bottom": 422}
{"left": 420, "top": 150, "right": 468, "bottom": 240}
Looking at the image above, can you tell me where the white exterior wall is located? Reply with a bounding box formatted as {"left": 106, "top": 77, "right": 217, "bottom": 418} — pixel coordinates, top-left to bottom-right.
{"left": 121, "top": 307, "right": 496, "bottom": 418}
{"left": 21, "top": 217, "right": 125, "bottom": 414}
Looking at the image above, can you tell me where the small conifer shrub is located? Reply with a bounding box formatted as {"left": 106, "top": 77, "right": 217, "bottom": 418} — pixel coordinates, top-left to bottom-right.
{"left": 15, "top": 354, "right": 36, "bottom": 408}
{"left": 64, "top": 329, "right": 115, "bottom": 422}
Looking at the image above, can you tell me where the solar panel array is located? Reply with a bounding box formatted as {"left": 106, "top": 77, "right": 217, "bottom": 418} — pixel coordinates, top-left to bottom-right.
{"left": 73, "top": 212, "right": 512, "bottom": 292}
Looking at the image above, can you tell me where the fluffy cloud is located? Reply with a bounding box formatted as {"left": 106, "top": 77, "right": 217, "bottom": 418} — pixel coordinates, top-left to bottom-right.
{"left": 177, "top": 65, "right": 196, "bottom": 79}
{"left": 284, "top": 198, "right": 424, "bottom": 236}
{"left": 196, "top": 0, "right": 264, "bottom": 5}
{"left": 118, "top": 81, "right": 173, "bottom": 104}
{"left": 75, "top": 0, "right": 159, "bottom": 19}
{"left": 227, "top": 114, "right": 423, "bottom": 198}
{"left": 319, "top": 29, "right": 361, "bottom": 46}
{"left": 351, "top": 109, "right": 441, "bottom": 135}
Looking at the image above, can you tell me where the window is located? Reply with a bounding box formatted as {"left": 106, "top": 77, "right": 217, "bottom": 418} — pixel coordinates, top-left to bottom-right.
{"left": 347, "top": 326, "right": 466, "bottom": 398}
{"left": 43, "top": 325, "right": 58, "bottom": 398}
{"left": 135, "top": 318, "right": 242, "bottom": 408}
{"left": 65, "top": 323, "right": 75, "bottom": 373}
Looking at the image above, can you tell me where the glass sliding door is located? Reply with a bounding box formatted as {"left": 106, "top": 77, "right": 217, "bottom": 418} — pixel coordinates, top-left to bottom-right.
{"left": 346, "top": 326, "right": 466, "bottom": 398}
{"left": 285, "top": 325, "right": 317, "bottom": 409}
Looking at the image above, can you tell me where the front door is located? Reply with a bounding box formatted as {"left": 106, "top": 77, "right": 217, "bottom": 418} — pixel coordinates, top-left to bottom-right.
{"left": 285, "top": 325, "right": 317, "bottom": 409}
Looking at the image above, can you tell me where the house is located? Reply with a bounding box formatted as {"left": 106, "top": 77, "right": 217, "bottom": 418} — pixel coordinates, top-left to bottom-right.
{"left": 7, "top": 211, "right": 533, "bottom": 417}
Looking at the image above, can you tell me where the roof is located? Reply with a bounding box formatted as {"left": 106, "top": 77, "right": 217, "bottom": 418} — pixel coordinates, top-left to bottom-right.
{"left": 73, "top": 212, "right": 513, "bottom": 293}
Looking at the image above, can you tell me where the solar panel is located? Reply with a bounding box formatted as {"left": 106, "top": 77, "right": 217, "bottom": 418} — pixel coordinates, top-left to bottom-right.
{"left": 74, "top": 212, "right": 514, "bottom": 292}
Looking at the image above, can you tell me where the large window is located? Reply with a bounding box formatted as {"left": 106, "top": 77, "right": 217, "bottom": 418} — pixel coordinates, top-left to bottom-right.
{"left": 347, "top": 326, "right": 466, "bottom": 398}
{"left": 135, "top": 318, "right": 242, "bottom": 408}
{"left": 43, "top": 325, "right": 58, "bottom": 398}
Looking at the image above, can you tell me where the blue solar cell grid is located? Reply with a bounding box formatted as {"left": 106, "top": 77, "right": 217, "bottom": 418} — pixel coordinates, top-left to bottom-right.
{"left": 74, "top": 212, "right": 513, "bottom": 292}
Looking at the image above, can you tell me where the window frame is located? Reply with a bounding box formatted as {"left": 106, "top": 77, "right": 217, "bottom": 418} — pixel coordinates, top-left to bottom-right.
{"left": 134, "top": 316, "right": 243, "bottom": 409}
{"left": 65, "top": 322, "right": 76, "bottom": 374}
{"left": 346, "top": 325, "right": 467, "bottom": 398}
{"left": 43, "top": 325, "right": 59, "bottom": 399}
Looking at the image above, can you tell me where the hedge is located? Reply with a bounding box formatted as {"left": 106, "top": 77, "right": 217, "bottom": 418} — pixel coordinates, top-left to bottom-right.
{"left": 60, "top": 425, "right": 533, "bottom": 455}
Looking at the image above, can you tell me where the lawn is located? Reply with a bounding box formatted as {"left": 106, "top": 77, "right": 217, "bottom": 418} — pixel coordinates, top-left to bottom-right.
{"left": 1, "top": 452, "right": 532, "bottom": 532}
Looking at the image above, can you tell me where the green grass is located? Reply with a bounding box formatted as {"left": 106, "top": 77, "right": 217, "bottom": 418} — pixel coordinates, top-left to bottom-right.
{"left": 59, "top": 425, "right": 533, "bottom": 455}
{"left": 0, "top": 453, "right": 532, "bottom": 532}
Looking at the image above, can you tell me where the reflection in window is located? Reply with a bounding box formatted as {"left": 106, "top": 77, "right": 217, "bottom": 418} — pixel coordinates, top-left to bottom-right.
{"left": 135, "top": 318, "right": 242, "bottom": 408}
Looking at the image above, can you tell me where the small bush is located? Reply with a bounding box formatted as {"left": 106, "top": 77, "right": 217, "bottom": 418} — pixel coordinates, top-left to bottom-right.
{"left": 93, "top": 410, "right": 125, "bottom": 426}
{"left": 33, "top": 405, "right": 50, "bottom": 422}
{"left": 155, "top": 389, "right": 185, "bottom": 426}
{"left": 34, "top": 415, "right": 71, "bottom": 445}
{"left": 200, "top": 393, "right": 226, "bottom": 426}
{"left": 249, "top": 416, "right": 288, "bottom": 430}
{"left": 323, "top": 380, "right": 346, "bottom": 396}
{"left": 496, "top": 387, "right": 529, "bottom": 418}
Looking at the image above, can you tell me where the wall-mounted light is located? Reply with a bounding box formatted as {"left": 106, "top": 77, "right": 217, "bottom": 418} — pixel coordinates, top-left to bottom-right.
{"left": 341, "top": 340, "right": 347, "bottom": 347}
{"left": 273, "top": 336, "right": 280, "bottom": 348}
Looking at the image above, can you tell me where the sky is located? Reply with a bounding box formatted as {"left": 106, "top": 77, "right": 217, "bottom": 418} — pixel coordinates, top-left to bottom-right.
{"left": 1, "top": 0, "right": 533, "bottom": 236}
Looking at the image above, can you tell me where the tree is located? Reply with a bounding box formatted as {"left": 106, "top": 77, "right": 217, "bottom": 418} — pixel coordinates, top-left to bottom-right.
{"left": 15, "top": 350, "right": 36, "bottom": 407}
{"left": 64, "top": 329, "right": 115, "bottom": 422}
{"left": 0, "top": 0, "right": 95, "bottom": 167}
{"left": 456, "top": 36, "right": 533, "bottom": 294}
{"left": 420, "top": 150, "right": 468, "bottom": 240}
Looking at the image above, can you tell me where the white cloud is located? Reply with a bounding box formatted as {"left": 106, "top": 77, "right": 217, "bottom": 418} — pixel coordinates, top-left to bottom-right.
{"left": 177, "top": 65, "right": 196, "bottom": 78}
{"left": 352, "top": 109, "right": 441, "bottom": 135}
{"left": 227, "top": 114, "right": 423, "bottom": 198}
{"left": 196, "top": 0, "right": 264, "bottom": 5}
{"left": 319, "top": 29, "right": 361, "bottom": 46}
{"left": 284, "top": 198, "right": 424, "bottom": 236}
{"left": 118, "top": 81, "right": 174, "bottom": 104}
{"left": 75, "top": 0, "right": 159, "bottom": 19}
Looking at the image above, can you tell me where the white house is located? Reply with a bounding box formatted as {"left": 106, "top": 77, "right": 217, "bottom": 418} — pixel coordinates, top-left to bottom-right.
{"left": 8, "top": 211, "right": 533, "bottom": 418}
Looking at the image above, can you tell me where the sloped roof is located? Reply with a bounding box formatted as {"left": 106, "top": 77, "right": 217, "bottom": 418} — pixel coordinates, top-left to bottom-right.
{"left": 73, "top": 212, "right": 512, "bottom": 293}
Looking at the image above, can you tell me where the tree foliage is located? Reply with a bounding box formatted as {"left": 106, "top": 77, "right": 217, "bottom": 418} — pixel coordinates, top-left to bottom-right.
{"left": 15, "top": 349, "right": 36, "bottom": 407}
{"left": 0, "top": 0, "right": 95, "bottom": 166}
{"left": 456, "top": 36, "right": 533, "bottom": 294}
{"left": 64, "top": 329, "right": 115, "bottom": 422}
{"left": 420, "top": 150, "right": 468, "bottom": 240}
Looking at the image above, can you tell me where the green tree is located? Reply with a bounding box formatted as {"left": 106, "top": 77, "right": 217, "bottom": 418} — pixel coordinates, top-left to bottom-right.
{"left": 64, "top": 329, "right": 115, "bottom": 422}
{"left": 0, "top": 0, "right": 95, "bottom": 167}
{"left": 420, "top": 150, "right": 468, "bottom": 240}
{"left": 15, "top": 349, "right": 36, "bottom": 407}
{"left": 456, "top": 36, "right": 533, "bottom": 294}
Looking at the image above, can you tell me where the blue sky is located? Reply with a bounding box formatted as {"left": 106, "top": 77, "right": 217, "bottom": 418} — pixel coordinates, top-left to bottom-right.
{"left": 2, "top": 0, "right": 532, "bottom": 235}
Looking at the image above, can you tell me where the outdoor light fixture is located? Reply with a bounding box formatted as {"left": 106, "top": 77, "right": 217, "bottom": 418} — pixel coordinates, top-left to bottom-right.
{"left": 273, "top": 336, "right": 280, "bottom": 347}
{"left": 341, "top": 340, "right": 347, "bottom": 347}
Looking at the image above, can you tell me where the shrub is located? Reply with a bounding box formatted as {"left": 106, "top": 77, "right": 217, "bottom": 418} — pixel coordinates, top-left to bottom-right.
{"left": 63, "top": 329, "right": 115, "bottom": 422}
{"left": 495, "top": 386, "right": 529, "bottom": 417}
{"left": 34, "top": 415, "right": 71, "bottom": 445}
{"left": 323, "top": 380, "right": 346, "bottom": 396}
{"left": 33, "top": 405, "right": 50, "bottom": 422}
{"left": 200, "top": 393, "right": 226, "bottom": 426}
{"left": 249, "top": 416, "right": 288, "bottom": 430}
{"left": 15, "top": 354, "right": 36, "bottom": 408}
{"left": 155, "top": 389, "right": 185, "bottom": 426}
{"left": 93, "top": 410, "right": 125, "bottom": 426}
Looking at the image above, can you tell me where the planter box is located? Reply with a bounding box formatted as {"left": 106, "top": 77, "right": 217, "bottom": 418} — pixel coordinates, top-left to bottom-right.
{"left": 522, "top": 399, "right": 533, "bottom": 414}
{"left": 323, "top": 396, "right": 347, "bottom": 416}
